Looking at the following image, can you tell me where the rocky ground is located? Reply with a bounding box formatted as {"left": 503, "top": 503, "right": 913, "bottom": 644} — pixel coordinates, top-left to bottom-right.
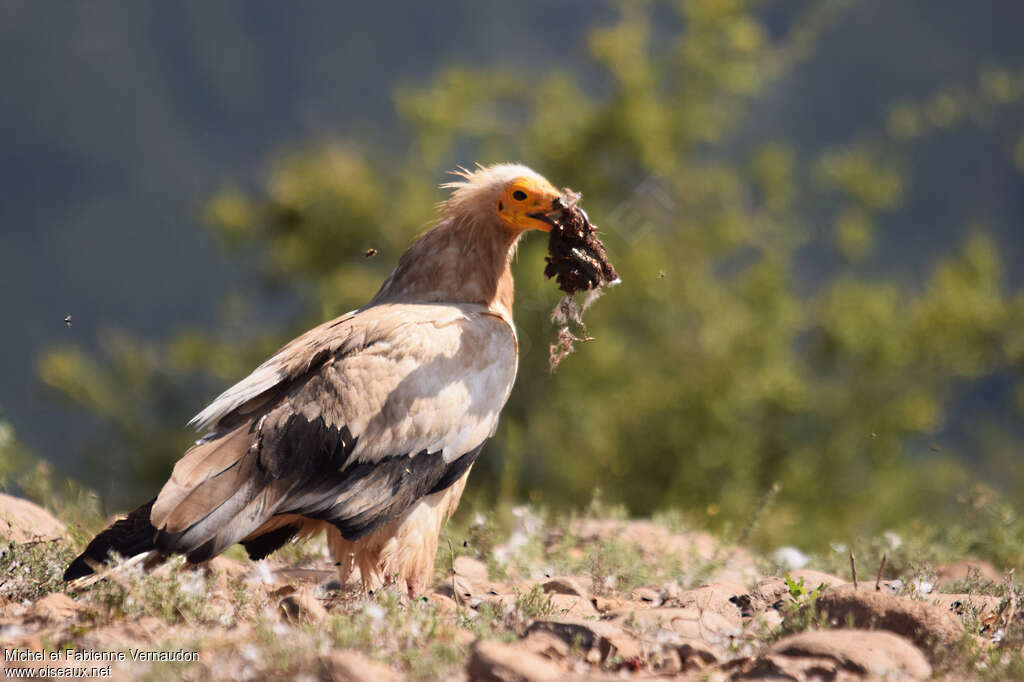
{"left": 1, "top": 492, "right": 1023, "bottom": 681}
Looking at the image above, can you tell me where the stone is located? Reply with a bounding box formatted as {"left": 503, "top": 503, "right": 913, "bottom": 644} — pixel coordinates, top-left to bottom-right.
{"left": 72, "top": 617, "right": 167, "bottom": 652}
{"left": 752, "top": 576, "right": 790, "bottom": 608}
{"left": 454, "top": 555, "right": 490, "bottom": 583}
{"left": 196, "top": 555, "right": 250, "bottom": 578}
{"left": 435, "top": 573, "right": 510, "bottom": 606}
{"left": 321, "top": 650, "right": 400, "bottom": 682}
{"left": 28, "top": 593, "right": 83, "bottom": 622}
{"left": 520, "top": 630, "right": 571, "bottom": 660}
{"left": 526, "top": 618, "right": 640, "bottom": 662}
{"left": 614, "top": 606, "right": 741, "bottom": 642}
{"left": 756, "top": 608, "right": 784, "bottom": 630}
{"left": 815, "top": 585, "right": 964, "bottom": 661}
{"left": 541, "top": 576, "right": 589, "bottom": 598}
{"left": 929, "top": 593, "right": 1002, "bottom": 619}
{"left": 426, "top": 591, "right": 458, "bottom": 613}
{"left": 665, "top": 582, "right": 747, "bottom": 627}
{"left": 454, "top": 628, "right": 478, "bottom": 646}
{"left": 788, "top": 569, "right": 847, "bottom": 588}
{"left": 674, "top": 639, "right": 722, "bottom": 672}
{"left": 467, "top": 639, "right": 564, "bottom": 682}
{"left": 631, "top": 586, "right": 662, "bottom": 605}
{"left": 590, "top": 596, "right": 647, "bottom": 615}
{"left": 277, "top": 585, "right": 328, "bottom": 623}
{"left": 769, "top": 629, "right": 931, "bottom": 679}
{"left": 935, "top": 559, "right": 1004, "bottom": 588}
{"left": 184, "top": 555, "right": 250, "bottom": 591}
{"left": 0, "top": 493, "right": 66, "bottom": 543}
{"left": 547, "top": 593, "right": 596, "bottom": 618}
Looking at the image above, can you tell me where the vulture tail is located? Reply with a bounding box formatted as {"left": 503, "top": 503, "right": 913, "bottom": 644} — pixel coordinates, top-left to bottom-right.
{"left": 147, "top": 423, "right": 282, "bottom": 564}
{"left": 63, "top": 498, "right": 158, "bottom": 581}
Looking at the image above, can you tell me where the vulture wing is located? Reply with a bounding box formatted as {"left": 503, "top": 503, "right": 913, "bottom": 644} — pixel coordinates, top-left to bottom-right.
{"left": 66, "top": 302, "right": 516, "bottom": 577}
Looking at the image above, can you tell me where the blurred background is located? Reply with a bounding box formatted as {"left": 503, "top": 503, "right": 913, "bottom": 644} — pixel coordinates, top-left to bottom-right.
{"left": 2, "top": 0, "right": 1022, "bottom": 561}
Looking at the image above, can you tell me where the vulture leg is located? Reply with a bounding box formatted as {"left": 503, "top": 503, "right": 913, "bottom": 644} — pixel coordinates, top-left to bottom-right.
{"left": 332, "top": 469, "right": 472, "bottom": 596}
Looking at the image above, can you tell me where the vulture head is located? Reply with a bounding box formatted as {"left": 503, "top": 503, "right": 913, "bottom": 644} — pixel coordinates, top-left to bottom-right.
{"left": 374, "top": 163, "right": 566, "bottom": 309}
{"left": 442, "top": 163, "right": 565, "bottom": 234}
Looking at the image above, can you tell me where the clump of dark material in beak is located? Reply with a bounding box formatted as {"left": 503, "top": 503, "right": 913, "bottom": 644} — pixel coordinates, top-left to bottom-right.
{"left": 543, "top": 192, "right": 618, "bottom": 294}
{"left": 542, "top": 189, "right": 620, "bottom": 370}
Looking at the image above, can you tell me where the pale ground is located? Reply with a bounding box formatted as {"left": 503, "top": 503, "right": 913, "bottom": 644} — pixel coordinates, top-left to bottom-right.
{"left": 1, "top": 493, "right": 1022, "bottom": 681}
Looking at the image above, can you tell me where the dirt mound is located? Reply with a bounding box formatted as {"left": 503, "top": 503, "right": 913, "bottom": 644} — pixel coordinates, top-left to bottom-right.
{"left": 0, "top": 493, "right": 66, "bottom": 542}
{"left": 728, "top": 630, "right": 932, "bottom": 680}
{"left": 815, "top": 585, "right": 964, "bottom": 661}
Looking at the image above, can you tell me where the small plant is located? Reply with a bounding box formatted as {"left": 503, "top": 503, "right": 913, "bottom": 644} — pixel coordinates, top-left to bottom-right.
{"left": 770, "top": 573, "right": 828, "bottom": 639}
{"left": 0, "top": 537, "right": 75, "bottom": 602}
{"left": 948, "top": 565, "right": 1001, "bottom": 596}
{"left": 84, "top": 556, "right": 221, "bottom": 625}
{"left": 512, "top": 583, "right": 555, "bottom": 622}
{"left": 784, "top": 573, "right": 824, "bottom": 602}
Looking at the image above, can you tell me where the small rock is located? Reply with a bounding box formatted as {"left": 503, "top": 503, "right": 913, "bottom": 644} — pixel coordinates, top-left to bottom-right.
{"left": 757, "top": 608, "right": 784, "bottom": 630}
{"left": 520, "top": 630, "right": 571, "bottom": 660}
{"left": 426, "top": 591, "right": 459, "bottom": 613}
{"left": 752, "top": 576, "right": 790, "bottom": 607}
{"left": 73, "top": 617, "right": 167, "bottom": 651}
{"left": 666, "top": 582, "right": 747, "bottom": 627}
{"left": 614, "top": 607, "right": 740, "bottom": 642}
{"left": 454, "top": 628, "right": 478, "bottom": 646}
{"left": 770, "top": 629, "right": 931, "bottom": 679}
{"left": 268, "top": 566, "right": 336, "bottom": 585}
{"left": 788, "top": 569, "right": 846, "bottom": 588}
{"left": 278, "top": 585, "right": 328, "bottom": 623}
{"left": 527, "top": 618, "right": 640, "bottom": 662}
{"left": 815, "top": 585, "right": 963, "bottom": 661}
{"left": 454, "top": 556, "right": 490, "bottom": 583}
{"left": 28, "top": 593, "right": 83, "bottom": 622}
{"left": 185, "top": 555, "right": 250, "bottom": 590}
{"left": 197, "top": 555, "right": 250, "bottom": 578}
{"left": 435, "top": 574, "right": 509, "bottom": 605}
{"left": 929, "top": 593, "right": 1002, "bottom": 619}
{"left": 674, "top": 639, "right": 721, "bottom": 672}
{"left": 631, "top": 586, "right": 662, "bottom": 604}
{"left": 321, "top": 650, "right": 400, "bottom": 682}
{"left": 935, "top": 560, "right": 1004, "bottom": 588}
{"left": 0, "top": 494, "right": 66, "bottom": 542}
{"left": 590, "top": 596, "right": 647, "bottom": 614}
{"left": 547, "top": 593, "right": 596, "bottom": 618}
{"left": 542, "top": 576, "right": 589, "bottom": 598}
{"left": 467, "top": 639, "right": 564, "bottom": 682}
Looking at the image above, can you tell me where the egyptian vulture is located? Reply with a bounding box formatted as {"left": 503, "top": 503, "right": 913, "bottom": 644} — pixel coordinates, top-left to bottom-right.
{"left": 65, "top": 163, "right": 567, "bottom": 595}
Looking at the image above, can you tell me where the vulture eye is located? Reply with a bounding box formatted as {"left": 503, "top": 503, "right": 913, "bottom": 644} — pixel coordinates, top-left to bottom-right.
{"left": 512, "top": 190, "right": 528, "bottom": 201}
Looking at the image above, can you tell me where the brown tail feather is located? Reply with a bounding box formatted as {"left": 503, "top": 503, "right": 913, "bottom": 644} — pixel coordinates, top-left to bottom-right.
{"left": 150, "top": 425, "right": 252, "bottom": 529}
{"left": 63, "top": 499, "right": 158, "bottom": 580}
{"left": 148, "top": 422, "right": 284, "bottom": 561}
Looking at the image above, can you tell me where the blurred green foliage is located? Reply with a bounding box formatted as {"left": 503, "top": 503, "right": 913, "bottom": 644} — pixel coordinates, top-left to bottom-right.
{"left": 36, "top": 1, "right": 1024, "bottom": 554}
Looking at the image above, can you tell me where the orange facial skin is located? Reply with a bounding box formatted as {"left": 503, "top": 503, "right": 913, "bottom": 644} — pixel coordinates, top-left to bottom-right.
{"left": 496, "top": 176, "right": 565, "bottom": 232}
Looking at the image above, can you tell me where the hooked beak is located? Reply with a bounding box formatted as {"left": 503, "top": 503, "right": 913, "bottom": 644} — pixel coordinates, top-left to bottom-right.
{"left": 527, "top": 195, "right": 568, "bottom": 230}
